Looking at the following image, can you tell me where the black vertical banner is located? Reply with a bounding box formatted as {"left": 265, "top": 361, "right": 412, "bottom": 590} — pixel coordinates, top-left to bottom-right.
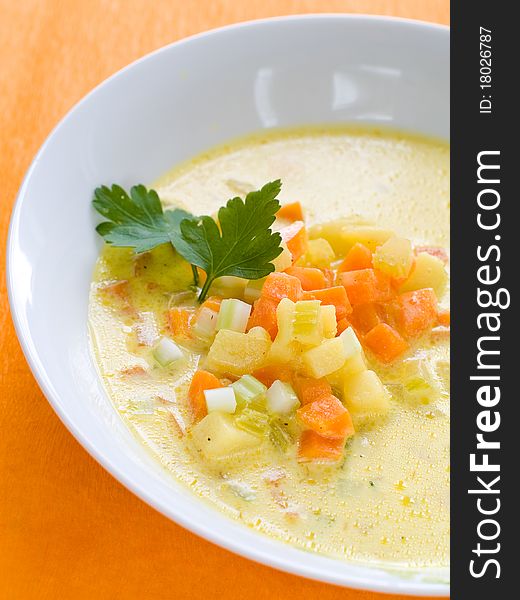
{"left": 451, "top": 2, "right": 514, "bottom": 597}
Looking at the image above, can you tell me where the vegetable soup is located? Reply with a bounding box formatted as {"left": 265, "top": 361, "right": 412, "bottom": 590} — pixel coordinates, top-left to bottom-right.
{"left": 89, "top": 127, "right": 450, "bottom": 567}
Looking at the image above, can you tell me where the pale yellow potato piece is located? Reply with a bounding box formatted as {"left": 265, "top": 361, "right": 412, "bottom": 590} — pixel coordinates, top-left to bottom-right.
{"left": 272, "top": 242, "right": 292, "bottom": 272}
{"left": 327, "top": 352, "right": 367, "bottom": 388}
{"left": 343, "top": 370, "right": 390, "bottom": 416}
{"left": 206, "top": 326, "right": 271, "bottom": 376}
{"left": 191, "top": 412, "right": 260, "bottom": 459}
{"left": 302, "top": 337, "right": 346, "bottom": 378}
{"left": 304, "top": 238, "right": 336, "bottom": 268}
{"left": 400, "top": 252, "right": 448, "bottom": 296}
{"left": 373, "top": 236, "right": 413, "bottom": 279}
{"left": 309, "top": 220, "right": 393, "bottom": 254}
{"left": 320, "top": 304, "right": 337, "bottom": 339}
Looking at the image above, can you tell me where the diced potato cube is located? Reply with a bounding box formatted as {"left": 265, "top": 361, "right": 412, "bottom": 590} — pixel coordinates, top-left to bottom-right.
{"left": 272, "top": 242, "right": 293, "bottom": 272}
{"left": 327, "top": 352, "right": 367, "bottom": 388}
{"left": 320, "top": 305, "right": 337, "bottom": 339}
{"left": 342, "top": 370, "right": 390, "bottom": 416}
{"left": 276, "top": 298, "right": 295, "bottom": 343}
{"left": 191, "top": 412, "right": 260, "bottom": 458}
{"left": 206, "top": 326, "right": 271, "bottom": 376}
{"left": 373, "top": 236, "right": 413, "bottom": 279}
{"left": 302, "top": 337, "right": 346, "bottom": 378}
{"left": 309, "top": 220, "right": 393, "bottom": 254}
{"left": 400, "top": 252, "right": 448, "bottom": 297}
{"left": 304, "top": 238, "right": 336, "bottom": 268}
{"left": 339, "top": 327, "right": 363, "bottom": 359}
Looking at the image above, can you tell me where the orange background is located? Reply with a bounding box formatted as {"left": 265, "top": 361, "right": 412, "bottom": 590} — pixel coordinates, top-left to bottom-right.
{"left": 0, "top": 2, "right": 449, "bottom": 598}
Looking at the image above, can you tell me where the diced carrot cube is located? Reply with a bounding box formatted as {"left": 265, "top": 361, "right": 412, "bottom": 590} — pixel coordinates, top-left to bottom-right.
{"left": 298, "top": 430, "right": 346, "bottom": 462}
{"left": 277, "top": 201, "right": 304, "bottom": 222}
{"left": 279, "top": 221, "right": 308, "bottom": 262}
{"left": 297, "top": 395, "right": 355, "bottom": 439}
{"left": 247, "top": 296, "right": 279, "bottom": 339}
{"left": 364, "top": 323, "right": 409, "bottom": 363}
{"left": 338, "top": 243, "right": 373, "bottom": 272}
{"left": 252, "top": 365, "right": 294, "bottom": 388}
{"left": 261, "top": 272, "right": 303, "bottom": 302}
{"left": 396, "top": 288, "right": 438, "bottom": 338}
{"left": 336, "top": 318, "right": 351, "bottom": 335}
{"left": 437, "top": 309, "right": 451, "bottom": 327}
{"left": 285, "top": 266, "right": 327, "bottom": 290}
{"left": 168, "top": 308, "right": 195, "bottom": 339}
{"left": 293, "top": 375, "right": 332, "bottom": 405}
{"left": 188, "top": 370, "right": 223, "bottom": 423}
{"left": 303, "top": 286, "right": 353, "bottom": 320}
{"left": 339, "top": 269, "right": 393, "bottom": 306}
{"left": 349, "top": 303, "right": 382, "bottom": 334}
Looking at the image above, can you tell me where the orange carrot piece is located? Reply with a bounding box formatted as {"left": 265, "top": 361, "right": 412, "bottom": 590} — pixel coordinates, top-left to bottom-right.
{"left": 437, "top": 309, "right": 451, "bottom": 327}
{"left": 252, "top": 365, "right": 294, "bottom": 388}
{"left": 338, "top": 243, "right": 373, "bottom": 272}
{"left": 364, "top": 323, "right": 409, "bottom": 363}
{"left": 168, "top": 308, "right": 195, "bottom": 339}
{"left": 293, "top": 375, "right": 332, "bottom": 405}
{"left": 339, "top": 269, "right": 393, "bottom": 306}
{"left": 298, "top": 430, "right": 346, "bottom": 462}
{"left": 336, "top": 318, "right": 351, "bottom": 335}
{"left": 285, "top": 266, "right": 327, "bottom": 291}
{"left": 297, "top": 395, "right": 355, "bottom": 439}
{"left": 261, "top": 272, "right": 303, "bottom": 302}
{"left": 303, "top": 286, "right": 353, "bottom": 320}
{"left": 396, "top": 288, "right": 438, "bottom": 338}
{"left": 415, "top": 246, "right": 449, "bottom": 264}
{"left": 349, "top": 303, "right": 382, "bottom": 334}
{"left": 279, "top": 221, "right": 308, "bottom": 262}
{"left": 247, "top": 296, "right": 279, "bottom": 339}
{"left": 277, "top": 201, "right": 304, "bottom": 222}
{"left": 188, "top": 370, "right": 223, "bottom": 423}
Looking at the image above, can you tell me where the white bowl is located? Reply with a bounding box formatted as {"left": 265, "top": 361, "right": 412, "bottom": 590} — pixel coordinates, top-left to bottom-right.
{"left": 7, "top": 14, "right": 449, "bottom": 596}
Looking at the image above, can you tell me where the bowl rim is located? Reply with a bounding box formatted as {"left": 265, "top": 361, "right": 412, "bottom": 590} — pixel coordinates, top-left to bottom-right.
{"left": 6, "top": 13, "right": 450, "bottom": 596}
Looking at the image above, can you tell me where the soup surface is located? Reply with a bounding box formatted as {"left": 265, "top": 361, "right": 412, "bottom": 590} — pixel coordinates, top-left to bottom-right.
{"left": 89, "top": 127, "right": 450, "bottom": 568}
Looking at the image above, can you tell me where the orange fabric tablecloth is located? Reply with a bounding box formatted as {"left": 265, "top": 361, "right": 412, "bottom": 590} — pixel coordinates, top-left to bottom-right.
{"left": 0, "top": 1, "right": 449, "bottom": 598}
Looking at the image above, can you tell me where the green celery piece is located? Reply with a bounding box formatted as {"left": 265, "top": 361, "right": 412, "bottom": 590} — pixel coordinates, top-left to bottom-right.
{"left": 231, "top": 375, "right": 267, "bottom": 409}
{"left": 235, "top": 408, "right": 269, "bottom": 438}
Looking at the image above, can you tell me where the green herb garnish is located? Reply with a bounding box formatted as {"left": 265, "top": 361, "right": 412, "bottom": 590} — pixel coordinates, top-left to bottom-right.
{"left": 93, "top": 180, "right": 284, "bottom": 302}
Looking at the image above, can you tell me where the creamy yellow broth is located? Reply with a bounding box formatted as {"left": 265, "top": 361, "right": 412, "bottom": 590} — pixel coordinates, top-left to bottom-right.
{"left": 89, "top": 127, "right": 449, "bottom": 568}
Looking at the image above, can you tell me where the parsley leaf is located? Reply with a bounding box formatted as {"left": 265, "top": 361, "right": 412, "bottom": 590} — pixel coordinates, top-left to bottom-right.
{"left": 93, "top": 184, "right": 195, "bottom": 254}
{"left": 179, "top": 180, "right": 283, "bottom": 301}
{"left": 93, "top": 180, "right": 284, "bottom": 302}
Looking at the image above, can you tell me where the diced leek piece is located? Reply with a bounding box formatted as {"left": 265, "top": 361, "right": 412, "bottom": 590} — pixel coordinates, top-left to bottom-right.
{"left": 204, "top": 387, "right": 237, "bottom": 414}
{"left": 403, "top": 362, "right": 440, "bottom": 404}
{"left": 272, "top": 242, "right": 293, "bottom": 272}
{"left": 153, "top": 337, "right": 184, "bottom": 367}
{"left": 293, "top": 300, "right": 322, "bottom": 345}
{"left": 192, "top": 307, "right": 219, "bottom": 341}
{"left": 320, "top": 304, "right": 337, "bottom": 338}
{"left": 248, "top": 394, "right": 267, "bottom": 413}
{"left": 231, "top": 375, "right": 267, "bottom": 408}
{"left": 302, "top": 337, "right": 346, "bottom": 378}
{"left": 216, "top": 298, "right": 252, "bottom": 333}
{"left": 266, "top": 380, "right": 300, "bottom": 414}
{"left": 269, "top": 418, "right": 293, "bottom": 451}
{"left": 243, "top": 278, "right": 266, "bottom": 304}
{"left": 210, "top": 276, "right": 247, "bottom": 299}
{"left": 235, "top": 408, "right": 270, "bottom": 438}
{"left": 339, "top": 327, "right": 363, "bottom": 359}
{"left": 191, "top": 412, "right": 260, "bottom": 458}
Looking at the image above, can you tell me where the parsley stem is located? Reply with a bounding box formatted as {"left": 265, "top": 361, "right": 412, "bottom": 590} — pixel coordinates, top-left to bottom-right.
{"left": 198, "top": 275, "right": 213, "bottom": 303}
{"left": 191, "top": 264, "right": 199, "bottom": 287}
